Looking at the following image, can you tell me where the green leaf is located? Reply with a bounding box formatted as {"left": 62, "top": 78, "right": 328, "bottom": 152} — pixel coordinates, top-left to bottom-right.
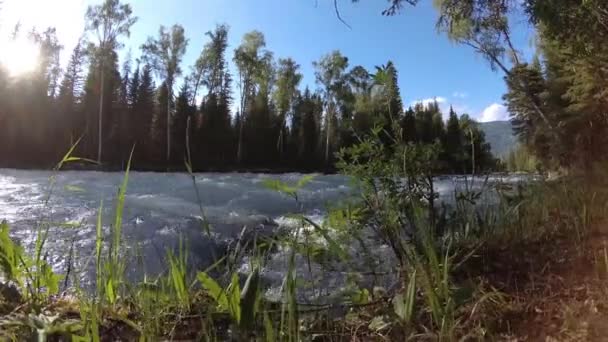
{"left": 263, "top": 311, "right": 275, "bottom": 342}
{"left": 392, "top": 269, "right": 416, "bottom": 324}
{"left": 95, "top": 201, "right": 103, "bottom": 300}
{"left": 106, "top": 279, "right": 115, "bottom": 304}
{"left": 351, "top": 288, "right": 370, "bottom": 305}
{"left": 229, "top": 273, "right": 241, "bottom": 323}
{"left": 72, "top": 335, "right": 91, "bottom": 342}
{"left": 197, "top": 272, "right": 228, "bottom": 309}
{"left": 302, "top": 217, "right": 347, "bottom": 259}
{"left": 112, "top": 147, "right": 134, "bottom": 260}
{"left": 296, "top": 174, "right": 316, "bottom": 189}
{"left": 405, "top": 269, "right": 417, "bottom": 320}
{"left": 63, "top": 157, "right": 99, "bottom": 164}
{"left": 239, "top": 268, "right": 260, "bottom": 331}
{"left": 40, "top": 262, "right": 61, "bottom": 295}
{"left": 392, "top": 293, "right": 407, "bottom": 321}
{"left": 262, "top": 179, "right": 296, "bottom": 198}
{"left": 0, "top": 222, "right": 19, "bottom": 280}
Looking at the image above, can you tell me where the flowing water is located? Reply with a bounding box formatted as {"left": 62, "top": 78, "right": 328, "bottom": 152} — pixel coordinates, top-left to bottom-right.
{"left": 0, "top": 169, "right": 529, "bottom": 303}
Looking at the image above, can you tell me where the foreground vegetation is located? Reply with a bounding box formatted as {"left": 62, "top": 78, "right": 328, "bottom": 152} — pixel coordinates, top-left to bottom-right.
{"left": 1, "top": 125, "right": 607, "bottom": 341}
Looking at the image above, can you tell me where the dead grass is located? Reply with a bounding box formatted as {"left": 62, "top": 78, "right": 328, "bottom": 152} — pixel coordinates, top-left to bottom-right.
{"left": 490, "top": 227, "right": 608, "bottom": 341}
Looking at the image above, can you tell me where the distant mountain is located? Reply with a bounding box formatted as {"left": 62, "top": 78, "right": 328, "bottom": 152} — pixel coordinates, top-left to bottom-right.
{"left": 478, "top": 120, "right": 518, "bottom": 158}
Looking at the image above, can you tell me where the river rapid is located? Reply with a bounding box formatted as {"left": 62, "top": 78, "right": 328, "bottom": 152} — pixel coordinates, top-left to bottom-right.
{"left": 0, "top": 169, "right": 528, "bottom": 303}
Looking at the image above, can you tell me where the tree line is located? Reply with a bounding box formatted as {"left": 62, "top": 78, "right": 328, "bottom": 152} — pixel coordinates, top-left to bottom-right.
{"left": 0, "top": 0, "right": 498, "bottom": 173}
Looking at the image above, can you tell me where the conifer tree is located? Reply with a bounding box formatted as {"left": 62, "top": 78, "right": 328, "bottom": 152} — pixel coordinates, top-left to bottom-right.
{"left": 85, "top": 0, "right": 137, "bottom": 163}
{"left": 444, "top": 106, "right": 463, "bottom": 172}
{"left": 133, "top": 64, "right": 156, "bottom": 163}
{"left": 57, "top": 38, "right": 87, "bottom": 150}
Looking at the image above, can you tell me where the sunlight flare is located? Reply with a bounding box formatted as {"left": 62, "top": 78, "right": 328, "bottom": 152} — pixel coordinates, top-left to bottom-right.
{"left": 0, "top": 38, "right": 39, "bottom": 76}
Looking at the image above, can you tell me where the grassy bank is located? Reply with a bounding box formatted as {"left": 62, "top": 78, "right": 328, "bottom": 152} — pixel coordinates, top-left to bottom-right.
{"left": 1, "top": 147, "right": 608, "bottom": 340}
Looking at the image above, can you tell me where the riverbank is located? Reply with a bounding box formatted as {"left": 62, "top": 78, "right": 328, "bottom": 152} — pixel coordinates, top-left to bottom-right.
{"left": 0, "top": 173, "right": 604, "bottom": 340}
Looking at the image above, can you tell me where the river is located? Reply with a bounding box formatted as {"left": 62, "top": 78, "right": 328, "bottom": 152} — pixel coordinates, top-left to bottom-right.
{"left": 0, "top": 169, "right": 529, "bottom": 303}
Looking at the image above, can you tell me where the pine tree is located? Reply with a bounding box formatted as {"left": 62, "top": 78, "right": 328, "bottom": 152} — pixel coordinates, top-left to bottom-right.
{"left": 444, "top": 106, "right": 463, "bottom": 172}
{"left": 296, "top": 88, "right": 322, "bottom": 168}
{"left": 401, "top": 107, "right": 416, "bottom": 142}
{"left": 151, "top": 82, "right": 169, "bottom": 164}
{"left": 126, "top": 61, "right": 140, "bottom": 149}
{"left": 114, "top": 54, "right": 132, "bottom": 164}
{"left": 173, "top": 81, "right": 195, "bottom": 164}
{"left": 57, "top": 38, "right": 87, "bottom": 151}
{"left": 196, "top": 24, "right": 233, "bottom": 166}
{"left": 503, "top": 62, "right": 552, "bottom": 165}
{"left": 133, "top": 64, "right": 156, "bottom": 164}
{"left": 414, "top": 103, "right": 433, "bottom": 143}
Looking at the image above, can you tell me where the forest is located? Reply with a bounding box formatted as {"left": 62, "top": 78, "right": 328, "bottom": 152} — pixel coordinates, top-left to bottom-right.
{"left": 0, "top": 3, "right": 498, "bottom": 173}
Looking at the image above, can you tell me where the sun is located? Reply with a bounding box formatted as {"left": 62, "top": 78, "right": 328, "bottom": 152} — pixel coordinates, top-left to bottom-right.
{"left": 0, "top": 38, "right": 40, "bottom": 76}
{"left": 0, "top": 0, "right": 86, "bottom": 77}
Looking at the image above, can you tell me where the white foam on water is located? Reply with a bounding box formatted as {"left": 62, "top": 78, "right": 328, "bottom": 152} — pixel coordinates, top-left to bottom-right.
{"left": 0, "top": 169, "right": 532, "bottom": 301}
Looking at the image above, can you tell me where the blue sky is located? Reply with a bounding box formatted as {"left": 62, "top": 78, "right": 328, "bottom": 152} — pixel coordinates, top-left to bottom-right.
{"left": 0, "top": 0, "right": 536, "bottom": 121}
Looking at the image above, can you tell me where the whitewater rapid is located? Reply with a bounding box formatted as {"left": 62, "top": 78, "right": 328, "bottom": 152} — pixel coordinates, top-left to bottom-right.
{"left": 0, "top": 169, "right": 529, "bottom": 302}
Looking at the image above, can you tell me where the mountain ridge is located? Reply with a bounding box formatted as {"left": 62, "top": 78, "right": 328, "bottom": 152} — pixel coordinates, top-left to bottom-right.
{"left": 478, "top": 120, "right": 518, "bottom": 158}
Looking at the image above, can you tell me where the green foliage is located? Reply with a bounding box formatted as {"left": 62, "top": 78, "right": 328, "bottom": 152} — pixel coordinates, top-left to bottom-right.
{"left": 262, "top": 174, "right": 315, "bottom": 200}
{"left": 504, "top": 145, "right": 539, "bottom": 172}
{"left": 197, "top": 266, "right": 261, "bottom": 336}
{"left": 197, "top": 272, "right": 228, "bottom": 309}
{"left": 0, "top": 222, "right": 26, "bottom": 290}
{"left": 166, "top": 241, "right": 190, "bottom": 309}
{"left": 98, "top": 148, "right": 133, "bottom": 306}
{"left": 85, "top": 0, "right": 137, "bottom": 163}
{"left": 392, "top": 269, "right": 416, "bottom": 324}
{"left": 190, "top": 24, "right": 234, "bottom": 166}
{"left": 314, "top": 50, "right": 350, "bottom": 166}
{"left": 141, "top": 24, "right": 189, "bottom": 165}
{"left": 335, "top": 109, "right": 495, "bottom": 338}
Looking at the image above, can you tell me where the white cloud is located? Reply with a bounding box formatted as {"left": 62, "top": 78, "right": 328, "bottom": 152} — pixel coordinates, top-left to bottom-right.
{"left": 452, "top": 91, "right": 468, "bottom": 99}
{"left": 478, "top": 103, "right": 509, "bottom": 122}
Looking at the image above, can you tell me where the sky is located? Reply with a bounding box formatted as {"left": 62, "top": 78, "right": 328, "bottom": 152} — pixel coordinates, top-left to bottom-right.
{"left": 0, "top": 0, "right": 537, "bottom": 122}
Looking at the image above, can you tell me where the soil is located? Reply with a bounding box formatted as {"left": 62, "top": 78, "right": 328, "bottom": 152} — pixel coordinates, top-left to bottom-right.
{"left": 484, "top": 228, "right": 608, "bottom": 341}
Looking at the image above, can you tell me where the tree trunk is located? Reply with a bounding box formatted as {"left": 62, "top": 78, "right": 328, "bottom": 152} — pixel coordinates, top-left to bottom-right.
{"left": 97, "top": 60, "right": 105, "bottom": 164}
{"left": 166, "top": 83, "right": 171, "bottom": 169}
{"left": 325, "top": 104, "right": 331, "bottom": 167}
{"left": 470, "top": 129, "right": 475, "bottom": 175}
{"left": 237, "top": 115, "right": 244, "bottom": 163}
{"left": 277, "top": 114, "right": 285, "bottom": 160}
{"left": 237, "top": 76, "right": 246, "bottom": 164}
